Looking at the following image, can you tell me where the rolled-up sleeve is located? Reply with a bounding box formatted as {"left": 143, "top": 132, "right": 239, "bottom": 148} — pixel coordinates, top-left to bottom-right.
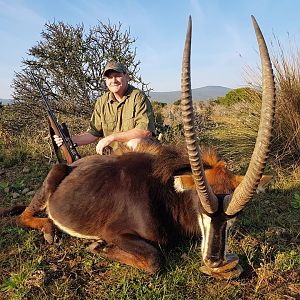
{"left": 87, "top": 99, "right": 104, "bottom": 137}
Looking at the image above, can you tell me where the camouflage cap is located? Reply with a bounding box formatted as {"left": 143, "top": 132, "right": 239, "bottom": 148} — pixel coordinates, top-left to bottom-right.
{"left": 103, "top": 61, "right": 127, "bottom": 76}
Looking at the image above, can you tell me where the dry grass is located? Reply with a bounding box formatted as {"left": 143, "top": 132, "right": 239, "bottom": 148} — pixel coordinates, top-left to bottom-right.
{"left": 272, "top": 45, "right": 300, "bottom": 165}
{"left": 243, "top": 36, "right": 300, "bottom": 168}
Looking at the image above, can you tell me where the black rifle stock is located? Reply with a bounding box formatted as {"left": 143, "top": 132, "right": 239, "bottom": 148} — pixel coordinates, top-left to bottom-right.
{"left": 30, "top": 71, "right": 81, "bottom": 164}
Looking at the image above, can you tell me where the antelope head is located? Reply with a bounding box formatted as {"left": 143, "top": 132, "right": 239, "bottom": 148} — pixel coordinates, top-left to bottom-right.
{"left": 181, "top": 16, "right": 275, "bottom": 278}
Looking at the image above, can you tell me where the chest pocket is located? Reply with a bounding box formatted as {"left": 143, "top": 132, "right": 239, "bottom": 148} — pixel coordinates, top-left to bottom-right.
{"left": 119, "top": 103, "right": 135, "bottom": 131}
{"left": 103, "top": 118, "right": 116, "bottom": 134}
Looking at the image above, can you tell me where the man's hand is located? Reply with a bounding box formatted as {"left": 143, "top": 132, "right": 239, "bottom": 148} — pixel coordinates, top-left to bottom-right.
{"left": 96, "top": 136, "right": 114, "bottom": 155}
{"left": 53, "top": 135, "right": 63, "bottom": 147}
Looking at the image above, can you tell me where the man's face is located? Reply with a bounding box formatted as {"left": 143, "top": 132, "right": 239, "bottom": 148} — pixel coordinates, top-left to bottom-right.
{"left": 104, "top": 71, "right": 129, "bottom": 97}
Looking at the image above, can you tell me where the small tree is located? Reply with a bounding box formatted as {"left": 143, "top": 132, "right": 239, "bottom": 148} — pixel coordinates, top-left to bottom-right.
{"left": 6, "top": 20, "right": 149, "bottom": 135}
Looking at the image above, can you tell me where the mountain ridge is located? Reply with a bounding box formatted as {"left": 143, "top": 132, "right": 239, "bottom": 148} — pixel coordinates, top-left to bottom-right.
{"left": 149, "top": 85, "right": 231, "bottom": 103}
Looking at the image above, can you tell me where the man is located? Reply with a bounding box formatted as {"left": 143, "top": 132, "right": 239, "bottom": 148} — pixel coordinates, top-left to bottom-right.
{"left": 54, "top": 61, "right": 156, "bottom": 154}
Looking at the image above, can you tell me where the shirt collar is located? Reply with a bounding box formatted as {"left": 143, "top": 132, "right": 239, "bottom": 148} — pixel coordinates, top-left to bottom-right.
{"left": 108, "top": 84, "right": 133, "bottom": 104}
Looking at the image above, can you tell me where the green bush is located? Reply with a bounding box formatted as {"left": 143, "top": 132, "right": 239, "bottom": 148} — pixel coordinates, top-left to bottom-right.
{"left": 215, "top": 87, "right": 260, "bottom": 106}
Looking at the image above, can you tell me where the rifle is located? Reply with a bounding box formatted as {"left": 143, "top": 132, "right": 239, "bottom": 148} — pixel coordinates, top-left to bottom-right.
{"left": 30, "top": 71, "right": 81, "bottom": 164}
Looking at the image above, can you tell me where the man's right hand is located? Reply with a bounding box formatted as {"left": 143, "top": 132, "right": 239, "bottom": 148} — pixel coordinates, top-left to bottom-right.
{"left": 53, "top": 135, "right": 63, "bottom": 147}
{"left": 96, "top": 135, "right": 115, "bottom": 155}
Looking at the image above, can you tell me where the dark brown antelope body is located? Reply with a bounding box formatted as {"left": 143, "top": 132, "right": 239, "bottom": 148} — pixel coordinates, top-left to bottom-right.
{"left": 48, "top": 149, "right": 199, "bottom": 244}
{"left": 16, "top": 15, "right": 275, "bottom": 276}
{"left": 17, "top": 144, "right": 241, "bottom": 273}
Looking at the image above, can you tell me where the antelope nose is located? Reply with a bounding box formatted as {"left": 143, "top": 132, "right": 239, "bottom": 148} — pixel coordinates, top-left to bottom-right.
{"left": 204, "top": 257, "right": 222, "bottom": 268}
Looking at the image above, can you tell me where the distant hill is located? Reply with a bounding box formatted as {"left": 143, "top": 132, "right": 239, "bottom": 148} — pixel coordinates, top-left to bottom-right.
{"left": 149, "top": 86, "right": 231, "bottom": 103}
{"left": 0, "top": 98, "right": 13, "bottom": 105}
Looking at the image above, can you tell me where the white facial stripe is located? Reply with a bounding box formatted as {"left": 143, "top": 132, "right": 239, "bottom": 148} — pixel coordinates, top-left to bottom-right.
{"left": 198, "top": 213, "right": 212, "bottom": 259}
{"left": 48, "top": 211, "right": 100, "bottom": 240}
{"left": 198, "top": 213, "right": 235, "bottom": 261}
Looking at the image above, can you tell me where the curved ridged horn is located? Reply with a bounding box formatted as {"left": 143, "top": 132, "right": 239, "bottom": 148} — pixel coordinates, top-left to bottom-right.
{"left": 224, "top": 16, "right": 276, "bottom": 216}
{"left": 181, "top": 16, "right": 218, "bottom": 214}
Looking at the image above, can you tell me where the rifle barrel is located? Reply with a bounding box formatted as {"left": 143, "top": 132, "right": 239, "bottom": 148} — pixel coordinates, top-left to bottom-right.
{"left": 29, "top": 71, "right": 79, "bottom": 163}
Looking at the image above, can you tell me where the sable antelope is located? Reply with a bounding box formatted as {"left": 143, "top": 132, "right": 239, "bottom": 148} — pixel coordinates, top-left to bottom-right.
{"left": 14, "top": 16, "right": 275, "bottom": 278}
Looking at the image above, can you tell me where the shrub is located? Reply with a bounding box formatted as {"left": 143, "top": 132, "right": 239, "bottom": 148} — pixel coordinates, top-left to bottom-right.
{"left": 154, "top": 101, "right": 215, "bottom": 144}
{"left": 215, "top": 87, "right": 260, "bottom": 106}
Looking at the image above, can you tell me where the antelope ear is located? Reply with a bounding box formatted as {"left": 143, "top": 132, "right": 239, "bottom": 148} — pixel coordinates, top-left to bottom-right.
{"left": 232, "top": 175, "right": 244, "bottom": 189}
{"left": 233, "top": 175, "right": 273, "bottom": 193}
{"left": 174, "top": 175, "right": 195, "bottom": 192}
{"left": 256, "top": 175, "right": 273, "bottom": 193}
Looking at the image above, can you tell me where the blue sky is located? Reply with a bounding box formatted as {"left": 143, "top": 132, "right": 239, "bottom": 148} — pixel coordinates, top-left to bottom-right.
{"left": 1, "top": 0, "right": 300, "bottom": 98}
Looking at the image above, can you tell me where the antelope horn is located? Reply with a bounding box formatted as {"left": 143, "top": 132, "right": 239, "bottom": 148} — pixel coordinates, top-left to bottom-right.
{"left": 224, "top": 16, "right": 276, "bottom": 216}
{"left": 181, "top": 16, "right": 218, "bottom": 214}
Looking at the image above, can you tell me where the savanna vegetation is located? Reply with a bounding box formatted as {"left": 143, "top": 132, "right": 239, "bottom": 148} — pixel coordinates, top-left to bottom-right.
{"left": 0, "top": 20, "right": 299, "bottom": 300}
